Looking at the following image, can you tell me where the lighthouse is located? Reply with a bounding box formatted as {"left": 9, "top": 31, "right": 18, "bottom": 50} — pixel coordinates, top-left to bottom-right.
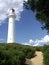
{"left": 7, "top": 8, "right": 16, "bottom": 43}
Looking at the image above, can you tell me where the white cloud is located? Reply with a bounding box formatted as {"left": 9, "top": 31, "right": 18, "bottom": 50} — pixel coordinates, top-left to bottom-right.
{"left": 42, "top": 35, "right": 49, "bottom": 42}
{"left": 22, "top": 35, "right": 49, "bottom": 46}
{"left": 0, "top": 0, "right": 28, "bottom": 25}
{"left": 29, "top": 39, "right": 34, "bottom": 43}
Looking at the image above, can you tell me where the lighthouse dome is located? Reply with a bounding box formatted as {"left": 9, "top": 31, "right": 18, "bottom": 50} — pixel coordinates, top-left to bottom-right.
{"left": 10, "top": 8, "right": 15, "bottom": 12}
{"left": 9, "top": 8, "right": 16, "bottom": 18}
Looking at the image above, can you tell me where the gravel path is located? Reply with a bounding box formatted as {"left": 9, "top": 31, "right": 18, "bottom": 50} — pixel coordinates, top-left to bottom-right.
{"left": 31, "top": 51, "right": 43, "bottom": 65}
{"left": 26, "top": 51, "right": 43, "bottom": 65}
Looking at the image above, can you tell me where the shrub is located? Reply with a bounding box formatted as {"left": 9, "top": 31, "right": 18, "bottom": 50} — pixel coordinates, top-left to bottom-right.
{"left": 42, "top": 45, "right": 49, "bottom": 53}
{"left": 0, "top": 49, "right": 25, "bottom": 65}
{"left": 34, "top": 46, "right": 42, "bottom": 51}
{"left": 0, "top": 43, "right": 35, "bottom": 65}
{"left": 43, "top": 48, "right": 49, "bottom": 65}
{"left": 22, "top": 46, "right": 35, "bottom": 58}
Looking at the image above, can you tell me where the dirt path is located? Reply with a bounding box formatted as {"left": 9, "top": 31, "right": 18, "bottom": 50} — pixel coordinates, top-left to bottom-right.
{"left": 26, "top": 51, "right": 43, "bottom": 65}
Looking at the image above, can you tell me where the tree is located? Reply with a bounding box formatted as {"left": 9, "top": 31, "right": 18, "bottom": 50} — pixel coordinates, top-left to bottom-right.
{"left": 24, "top": 0, "right": 49, "bottom": 32}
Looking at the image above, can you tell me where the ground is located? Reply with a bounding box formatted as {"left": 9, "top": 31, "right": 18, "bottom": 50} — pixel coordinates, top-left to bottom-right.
{"left": 26, "top": 51, "right": 43, "bottom": 65}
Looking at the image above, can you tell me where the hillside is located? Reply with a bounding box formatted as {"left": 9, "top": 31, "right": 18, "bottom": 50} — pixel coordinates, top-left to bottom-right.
{"left": 0, "top": 43, "right": 49, "bottom": 65}
{"left": 0, "top": 43, "right": 35, "bottom": 65}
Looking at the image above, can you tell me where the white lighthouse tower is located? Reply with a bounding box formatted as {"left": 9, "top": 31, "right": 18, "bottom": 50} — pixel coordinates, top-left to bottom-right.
{"left": 7, "top": 8, "right": 16, "bottom": 43}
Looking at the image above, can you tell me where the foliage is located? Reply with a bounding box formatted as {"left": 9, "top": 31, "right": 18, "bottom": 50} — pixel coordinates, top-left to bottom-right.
{"left": 41, "top": 45, "right": 49, "bottom": 53}
{"left": 43, "top": 48, "right": 49, "bottom": 65}
{"left": 22, "top": 46, "right": 35, "bottom": 58}
{"left": 40, "top": 45, "right": 49, "bottom": 65}
{"left": 0, "top": 45, "right": 25, "bottom": 65}
{"left": 0, "top": 43, "right": 35, "bottom": 65}
{"left": 34, "top": 46, "right": 43, "bottom": 51}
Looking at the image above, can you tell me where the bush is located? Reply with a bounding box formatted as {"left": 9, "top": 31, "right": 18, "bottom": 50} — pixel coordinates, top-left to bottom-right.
{"left": 22, "top": 46, "right": 35, "bottom": 58}
{"left": 43, "top": 48, "right": 49, "bottom": 65}
{"left": 34, "top": 46, "right": 42, "bottom": 51}
{"left": 0, "top": 49, "right": 25, "bottom": 65}
{"left": 42, "top": 45, "right": 49, "bottom": 53}
{"left": 0, "top": 43, "right": 35, "bottom": 65}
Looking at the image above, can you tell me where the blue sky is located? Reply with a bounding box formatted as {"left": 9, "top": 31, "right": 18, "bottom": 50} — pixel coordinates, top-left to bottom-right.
{"left": 16, "top": 9, "right": 47, "bottom": 43}
{"left": 0, "top": 9, "right": 49, "bottom": 45}
{"left": 0, "top": 0, "right": 49, "bottom": 46}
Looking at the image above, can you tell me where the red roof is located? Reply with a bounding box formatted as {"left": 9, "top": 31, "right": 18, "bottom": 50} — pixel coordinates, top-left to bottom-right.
{"left": 10, "top": 8, "right": 15, "bottom": 12}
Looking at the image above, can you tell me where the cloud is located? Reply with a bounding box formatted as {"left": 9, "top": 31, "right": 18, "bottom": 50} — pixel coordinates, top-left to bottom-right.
{"left": 29, "top": 39, "right": 34, "bottom": 43}
{"left": 0, "top": 0, "right": 28, "bottom": 25}
{"left": 22, "top": 35, "right": 49, "bottom": 46}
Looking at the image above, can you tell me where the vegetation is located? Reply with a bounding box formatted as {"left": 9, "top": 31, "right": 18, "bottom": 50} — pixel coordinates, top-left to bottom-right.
{"left": 41, "top": 45, "right": 49, "bottom": 65}
{"left": 42, "top": 45, "right": 49, "bottom": 53}
{"left": 43, "top": 48, "right": 49, "bottom": 65}
{"left": 0, "top": 43, "right": 49, "bottom": 65}
{"left": 34, "top": 46, "right": 42, "bottom": 51}
{"left": 0, "top": 43, "right": 35, "bottom": 65}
